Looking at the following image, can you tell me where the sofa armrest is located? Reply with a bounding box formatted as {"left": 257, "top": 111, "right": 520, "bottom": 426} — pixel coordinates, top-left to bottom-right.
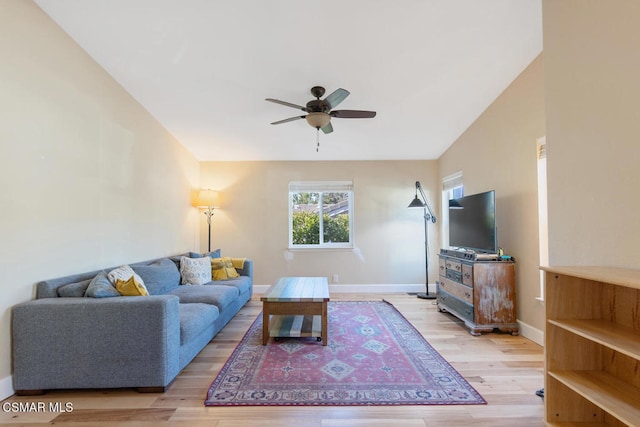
{"left": 12, "top": 295, "right": 181, "bottom": 392}
{"left": 236, "top": 259, "right": 253, "bottom": 281}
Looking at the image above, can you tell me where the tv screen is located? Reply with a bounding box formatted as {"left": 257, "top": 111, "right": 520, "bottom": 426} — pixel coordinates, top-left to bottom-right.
{"left": 448, "top": 190, "right": 497, "bottom": 253}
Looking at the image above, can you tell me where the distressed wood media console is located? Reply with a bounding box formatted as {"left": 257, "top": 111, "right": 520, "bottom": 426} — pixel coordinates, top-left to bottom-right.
{"left": 436, "top": 253, "right": 518, "bottom": 336}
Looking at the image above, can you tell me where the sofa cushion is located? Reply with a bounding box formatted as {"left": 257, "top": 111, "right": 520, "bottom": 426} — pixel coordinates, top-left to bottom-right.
{"left": 214, "top": 276, "right": 252, "bottom": 296}
{"left": 168, "top": 284, "right": 239, "bottom": 311}
{"left": 168, "top": 253, "right": 189, "bottom": 270}
{"left": 179, "top": 303, "right": 219, "bottom": 345}
{"left": 204, "top": 249, "right": 221, "bottom": 259}
{"left": 180, "top": 257, "right": 212, "bottom": 285}
{"left": 189, "top": 249, "right": 221, "bottom": 259}
{"left": 57, "top": 279, "right": 91, "bottom": 297}
{"left": 84, "top": 271, "right": 121, "bottom": 298}
{"left": 132, "top": 259, "right": 181, "bottom": 295}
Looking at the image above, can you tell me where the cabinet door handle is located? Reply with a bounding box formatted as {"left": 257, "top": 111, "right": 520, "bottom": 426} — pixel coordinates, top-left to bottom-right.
{"left": 464, "top": 273, "right": 471, "bottom": 279}
{"left": 464, "top": 292, "right": 471, "bottom": 298}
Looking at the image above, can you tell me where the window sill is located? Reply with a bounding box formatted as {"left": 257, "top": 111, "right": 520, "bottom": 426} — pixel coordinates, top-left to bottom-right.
{"left": 287, "top": 246, "right": 354, "bottom": 252}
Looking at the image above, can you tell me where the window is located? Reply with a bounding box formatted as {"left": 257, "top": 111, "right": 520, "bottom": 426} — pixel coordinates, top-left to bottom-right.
{"left": 537, "top": 137, "right": 548, "bottom": 300}
{"left": 443, "top": 172, "right": 464, "bottom": 200}
{"left": 441, "top": 172, "right": 464, "bottom": 249}
{"left": 289, "top": 181, "right": 354, "bottom": 249}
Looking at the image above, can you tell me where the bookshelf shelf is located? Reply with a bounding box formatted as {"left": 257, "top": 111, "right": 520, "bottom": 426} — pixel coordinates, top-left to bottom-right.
{"left": 543, "top": 266, "right": 640, "bottom": 427}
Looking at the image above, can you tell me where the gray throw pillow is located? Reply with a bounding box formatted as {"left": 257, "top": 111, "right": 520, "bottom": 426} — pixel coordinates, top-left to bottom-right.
{"left": 57, "top": 279, "right": 91, "bottom": 297}
{"left": 84, "top": 271, "right": 120, "bottom": 298}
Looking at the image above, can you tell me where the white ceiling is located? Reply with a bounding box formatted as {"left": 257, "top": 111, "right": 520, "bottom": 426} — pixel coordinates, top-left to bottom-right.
{"left": 35, "top": 0, "right": 542, "bottom": 161}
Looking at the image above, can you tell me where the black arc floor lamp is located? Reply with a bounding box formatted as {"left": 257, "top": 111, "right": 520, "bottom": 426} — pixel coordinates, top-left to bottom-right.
{"left": 408, "top": 181, "right": 437, "bottom": 299}
{"left": 195, "top": 189, "right": 220, "bottom": 252}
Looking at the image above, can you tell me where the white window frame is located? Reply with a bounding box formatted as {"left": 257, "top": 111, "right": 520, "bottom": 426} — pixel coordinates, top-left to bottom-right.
{"left": 537, "top": 137, "right": 548, "bottom": 301}
{"left": 441, "top": 172, "right": 464, "bottom": 249}
{"left": 288, "top": 181, "right": 354, "bottom": 249}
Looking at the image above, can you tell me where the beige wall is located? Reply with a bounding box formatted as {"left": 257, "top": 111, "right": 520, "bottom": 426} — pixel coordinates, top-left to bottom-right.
{"left": 543, "top": 0, "right": 640, "bottom": 268}
{"left": 199, "top": 161, "right": 439, "bottom": 287}
{"left": 7, "top": 0, "right": 638, "bottom": 399}
{"left": 0, "top": 0, "right": 199, "bottom": 393}
{"left": 438, "top": 55, "right": 546, "bottom": 333}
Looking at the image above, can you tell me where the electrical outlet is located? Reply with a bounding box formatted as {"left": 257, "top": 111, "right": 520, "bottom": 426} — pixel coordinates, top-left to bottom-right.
{"left": 332, "top": 274, "right": 339, "bottom": 283}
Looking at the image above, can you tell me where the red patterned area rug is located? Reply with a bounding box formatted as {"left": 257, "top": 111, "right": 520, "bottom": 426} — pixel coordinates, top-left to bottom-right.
{"left": 205, "top": 300, "right": 486, "bottom": 406}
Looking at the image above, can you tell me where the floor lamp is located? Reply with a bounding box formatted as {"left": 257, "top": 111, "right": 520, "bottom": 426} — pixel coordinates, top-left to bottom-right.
{"left": 408, "top": 181, "right": 437, "bottom": 299}
{"left": 195, "top": 189, "right": 220, "bottom": 252}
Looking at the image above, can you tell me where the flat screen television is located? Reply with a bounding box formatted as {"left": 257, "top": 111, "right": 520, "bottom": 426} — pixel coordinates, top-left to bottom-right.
{"left": 448, "top": 190, "right": 497, "bottom": 254}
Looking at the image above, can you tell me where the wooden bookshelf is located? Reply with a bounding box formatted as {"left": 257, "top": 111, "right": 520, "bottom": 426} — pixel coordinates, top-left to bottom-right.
{"left": 542, "top": 266, "right": 640, "bottom": 427}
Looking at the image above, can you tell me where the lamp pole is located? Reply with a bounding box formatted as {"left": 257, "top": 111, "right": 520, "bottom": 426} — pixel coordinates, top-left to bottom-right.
{"left": 203, "top": 207, "right": 214, "bottom": 252}
{"left": 408, "top": 181, "right": 437, "bottom": 299}
{"left": 195, "top": 189, "right": 219, "bottom": 253}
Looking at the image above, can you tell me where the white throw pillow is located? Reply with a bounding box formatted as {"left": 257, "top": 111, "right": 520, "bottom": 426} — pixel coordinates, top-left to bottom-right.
{"left": 180, "top": 256, "right": 212, "bottom": 285}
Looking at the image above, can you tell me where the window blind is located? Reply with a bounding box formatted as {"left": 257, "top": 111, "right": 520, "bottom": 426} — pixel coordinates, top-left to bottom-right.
{"left": 537, "top": 141, "right": 547, "bottom": 159}
{"left": 289, "top": 181, "right": 354, "bottom": 192}
{"left": 442, "top": 172, "right": 463, "bottom": 191}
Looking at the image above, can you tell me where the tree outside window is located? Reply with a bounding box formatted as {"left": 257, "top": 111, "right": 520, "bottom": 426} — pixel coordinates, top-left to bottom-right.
{"left": 289, "top": 182, "right": 353, "bottom": 248}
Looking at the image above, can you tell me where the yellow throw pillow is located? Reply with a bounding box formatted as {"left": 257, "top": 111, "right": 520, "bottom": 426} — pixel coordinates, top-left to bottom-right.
{"left": 108, "top": 265, "right": 148, "bottom": 296}
{"left": 231, "top": 258, "right": 245, "bottom": 269}
{"left": 116, "top": 276, "right": 149, "bottom": 296}
{"left": 211, "top": 257, "right": 240, "bottom": 280}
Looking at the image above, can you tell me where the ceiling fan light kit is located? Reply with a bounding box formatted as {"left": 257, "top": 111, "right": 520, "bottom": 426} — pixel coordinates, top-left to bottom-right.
{"left": 305, "top": 112, "right": 331, "bottom": 129}
{"left": 266, "top": 86, "right": 376, "bottom": 151}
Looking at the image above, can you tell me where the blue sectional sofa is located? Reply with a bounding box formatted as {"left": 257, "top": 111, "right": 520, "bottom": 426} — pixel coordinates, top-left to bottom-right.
{"left": 11, "top": 253, "right": 252, "bottom": 395}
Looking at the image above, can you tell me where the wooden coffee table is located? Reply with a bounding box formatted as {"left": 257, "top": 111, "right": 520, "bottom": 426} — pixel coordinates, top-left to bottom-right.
{"left": 260, "top": 277, "right": 330, "bottom": 345}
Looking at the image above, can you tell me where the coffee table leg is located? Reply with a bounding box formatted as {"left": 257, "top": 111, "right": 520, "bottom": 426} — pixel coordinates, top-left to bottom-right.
{"left": 262, "top": 303, "right": 269, "bottom": 345}
{"left": 321, "top": 301, "right": 328, "bottom": 346}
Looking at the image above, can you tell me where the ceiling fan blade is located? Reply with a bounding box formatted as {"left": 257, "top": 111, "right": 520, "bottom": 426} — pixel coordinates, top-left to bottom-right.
{"left": 271, "top": 115, "right": 306, "bottom": 125}
{"left": 265, "top": 98, "right": 307, "bottom": 111}
{"left": 324, "top": 88, "right": 350, "bottom": 109}
{"left": 330, "top": 110, "right": 377, "bottom": 118}
{"left": 321, "top": 122, "right": 333, "bottom": 134}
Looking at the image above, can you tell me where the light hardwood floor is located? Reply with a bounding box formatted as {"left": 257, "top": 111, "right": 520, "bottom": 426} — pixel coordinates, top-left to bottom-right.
{"left": 0, "top": 293, "right": 544, "bottom": 426}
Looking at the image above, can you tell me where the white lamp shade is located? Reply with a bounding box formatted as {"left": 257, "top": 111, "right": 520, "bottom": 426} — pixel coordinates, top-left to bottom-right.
{"left": 195, "top": 189, "right": 219, "bottom": 208}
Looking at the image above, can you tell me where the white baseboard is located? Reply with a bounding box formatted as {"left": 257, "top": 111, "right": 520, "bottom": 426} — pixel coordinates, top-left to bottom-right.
{"left": 0, "top": 375, "right": 14, "bottom": 400}
{"left": 254, "top": 283, "right": 434, "bottom": 294}
{"left": 517, "top": 320, "right": 544, "bottom": 346}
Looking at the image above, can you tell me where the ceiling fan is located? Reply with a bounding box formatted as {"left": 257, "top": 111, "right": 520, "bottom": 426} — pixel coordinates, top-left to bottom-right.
{"left": 265, "top": 86, "right": 376, "bottom": 136}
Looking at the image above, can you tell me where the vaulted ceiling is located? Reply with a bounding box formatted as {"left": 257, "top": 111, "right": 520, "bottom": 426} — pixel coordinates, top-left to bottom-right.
{"left": 35, "top": 0, "right": 542, "bottom": 161}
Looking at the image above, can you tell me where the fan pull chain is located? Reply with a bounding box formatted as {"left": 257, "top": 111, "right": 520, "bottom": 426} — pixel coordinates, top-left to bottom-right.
{"left": 316, "top": 128, "right": 320, "bottom": 152}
